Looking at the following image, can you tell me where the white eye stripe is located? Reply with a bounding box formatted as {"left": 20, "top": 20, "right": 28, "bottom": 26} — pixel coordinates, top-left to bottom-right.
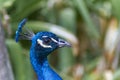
{"left": 42, "top": 36, "right": 58, "bottom": 43}
{"left": 51, "top": 38, "right": 58, "bottom": 43}
{"left": 42, "top": 36, "right": 48, "bottom": 38}
{"left": 37, "top": 39, "right": 52, "bottom": 48}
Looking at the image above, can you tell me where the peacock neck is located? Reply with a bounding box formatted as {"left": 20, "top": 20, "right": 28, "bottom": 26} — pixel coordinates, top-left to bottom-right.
{"left": 30, "top": 48, "right": 62, "bottom": 80}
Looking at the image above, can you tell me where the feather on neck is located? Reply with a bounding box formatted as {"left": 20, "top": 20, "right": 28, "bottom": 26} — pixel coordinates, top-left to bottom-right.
{"left": 30, "top": 42, "right": 62, "bottom": 80}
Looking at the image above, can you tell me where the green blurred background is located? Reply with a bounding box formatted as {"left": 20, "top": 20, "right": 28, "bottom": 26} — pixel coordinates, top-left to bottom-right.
{"left": 0, "top": 0, "right": 120, "bottom": 80}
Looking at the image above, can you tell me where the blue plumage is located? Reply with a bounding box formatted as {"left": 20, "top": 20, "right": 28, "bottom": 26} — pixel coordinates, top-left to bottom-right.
{"left": 15, "top": 19, "right": 71, "bottom": 80}
{"left": 15, "top": 18, "right": 27, "bottom": 42}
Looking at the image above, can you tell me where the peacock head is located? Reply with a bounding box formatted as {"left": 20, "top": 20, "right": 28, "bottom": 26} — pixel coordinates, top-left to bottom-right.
{"left": 15, "top": 19, "right": 71, "bottom": 57}
{"left": 31, "top": 31, "right": 71, "bottom": 57}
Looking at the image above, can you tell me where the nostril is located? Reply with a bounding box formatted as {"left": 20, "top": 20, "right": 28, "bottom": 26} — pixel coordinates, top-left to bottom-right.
{"left": 60, "top": 40, "right": 65, "bottom": 43}
{"left": 59, "top": 39, "right": 65, "bottom": 43}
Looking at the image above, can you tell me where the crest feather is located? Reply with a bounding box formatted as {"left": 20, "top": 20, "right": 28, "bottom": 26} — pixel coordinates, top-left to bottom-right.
{"left": 15, "top": 18, "right": 35, "bottom": 42}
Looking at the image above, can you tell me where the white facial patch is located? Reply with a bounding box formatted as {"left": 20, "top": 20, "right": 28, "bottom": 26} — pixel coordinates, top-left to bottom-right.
{"left": 37, "top": 39, "right": 52, "bottom": 48}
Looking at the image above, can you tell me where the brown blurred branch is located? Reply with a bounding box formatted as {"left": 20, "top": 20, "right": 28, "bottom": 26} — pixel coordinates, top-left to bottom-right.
{"left": 0, "top": 18, "right": 14, "bottom": 80}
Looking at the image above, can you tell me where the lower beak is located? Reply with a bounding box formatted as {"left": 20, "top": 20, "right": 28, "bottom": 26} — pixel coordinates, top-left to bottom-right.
{"left": 58, "top": 38, "right": 71, "bottom": 48}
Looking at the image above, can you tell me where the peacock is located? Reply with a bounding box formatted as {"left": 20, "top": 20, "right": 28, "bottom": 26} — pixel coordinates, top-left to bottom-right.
{"left": 15, "top": 19, "right": 71, "bottom": 80}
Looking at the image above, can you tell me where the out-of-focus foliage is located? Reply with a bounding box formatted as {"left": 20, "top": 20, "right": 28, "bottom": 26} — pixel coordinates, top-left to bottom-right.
{"left": 1, "top": 0, "right": 120, "bottom": 80}
{"left": 0, "top": 0, "right": 15, "bottom": 9}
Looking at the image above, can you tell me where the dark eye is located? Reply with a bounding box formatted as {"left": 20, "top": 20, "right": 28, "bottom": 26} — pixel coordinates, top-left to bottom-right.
{"left": 42, "top": 36, "right": 51, "bottom": 44}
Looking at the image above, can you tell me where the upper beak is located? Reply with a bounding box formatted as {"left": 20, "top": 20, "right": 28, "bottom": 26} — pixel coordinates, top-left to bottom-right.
{"left": 58, "top": 38, "right": 71, "bottom": 48}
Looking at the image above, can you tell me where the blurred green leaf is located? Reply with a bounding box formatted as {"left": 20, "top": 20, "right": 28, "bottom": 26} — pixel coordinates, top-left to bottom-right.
{"left": 113, "top": 69, "right": 120, "bottom": 80}
{"left": 110, "top": 0, "right": 120, "bottom": 20}
{"left": 73, "top": 0, "right": 100, "bottom": 39}
{"left": 0, "top": 0, "right": 15, "bottom": 9}
{"left": 6, "top": 39, "right": 34, "bottom": 80}
{"left": 59, "top": 8, "right": 77, "bottom": 33}
{"left": 11, "top": 0, "right": 46, "bottom": 21}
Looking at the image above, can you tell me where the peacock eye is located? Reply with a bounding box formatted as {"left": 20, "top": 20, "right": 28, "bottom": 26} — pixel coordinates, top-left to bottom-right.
{"left": 42, "top": 36, "right": 52, "bottom": 44}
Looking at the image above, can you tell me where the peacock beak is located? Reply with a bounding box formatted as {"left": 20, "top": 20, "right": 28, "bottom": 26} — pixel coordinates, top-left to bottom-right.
{"left": 58, "top": 38, "right": 71, "bottom": 48}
